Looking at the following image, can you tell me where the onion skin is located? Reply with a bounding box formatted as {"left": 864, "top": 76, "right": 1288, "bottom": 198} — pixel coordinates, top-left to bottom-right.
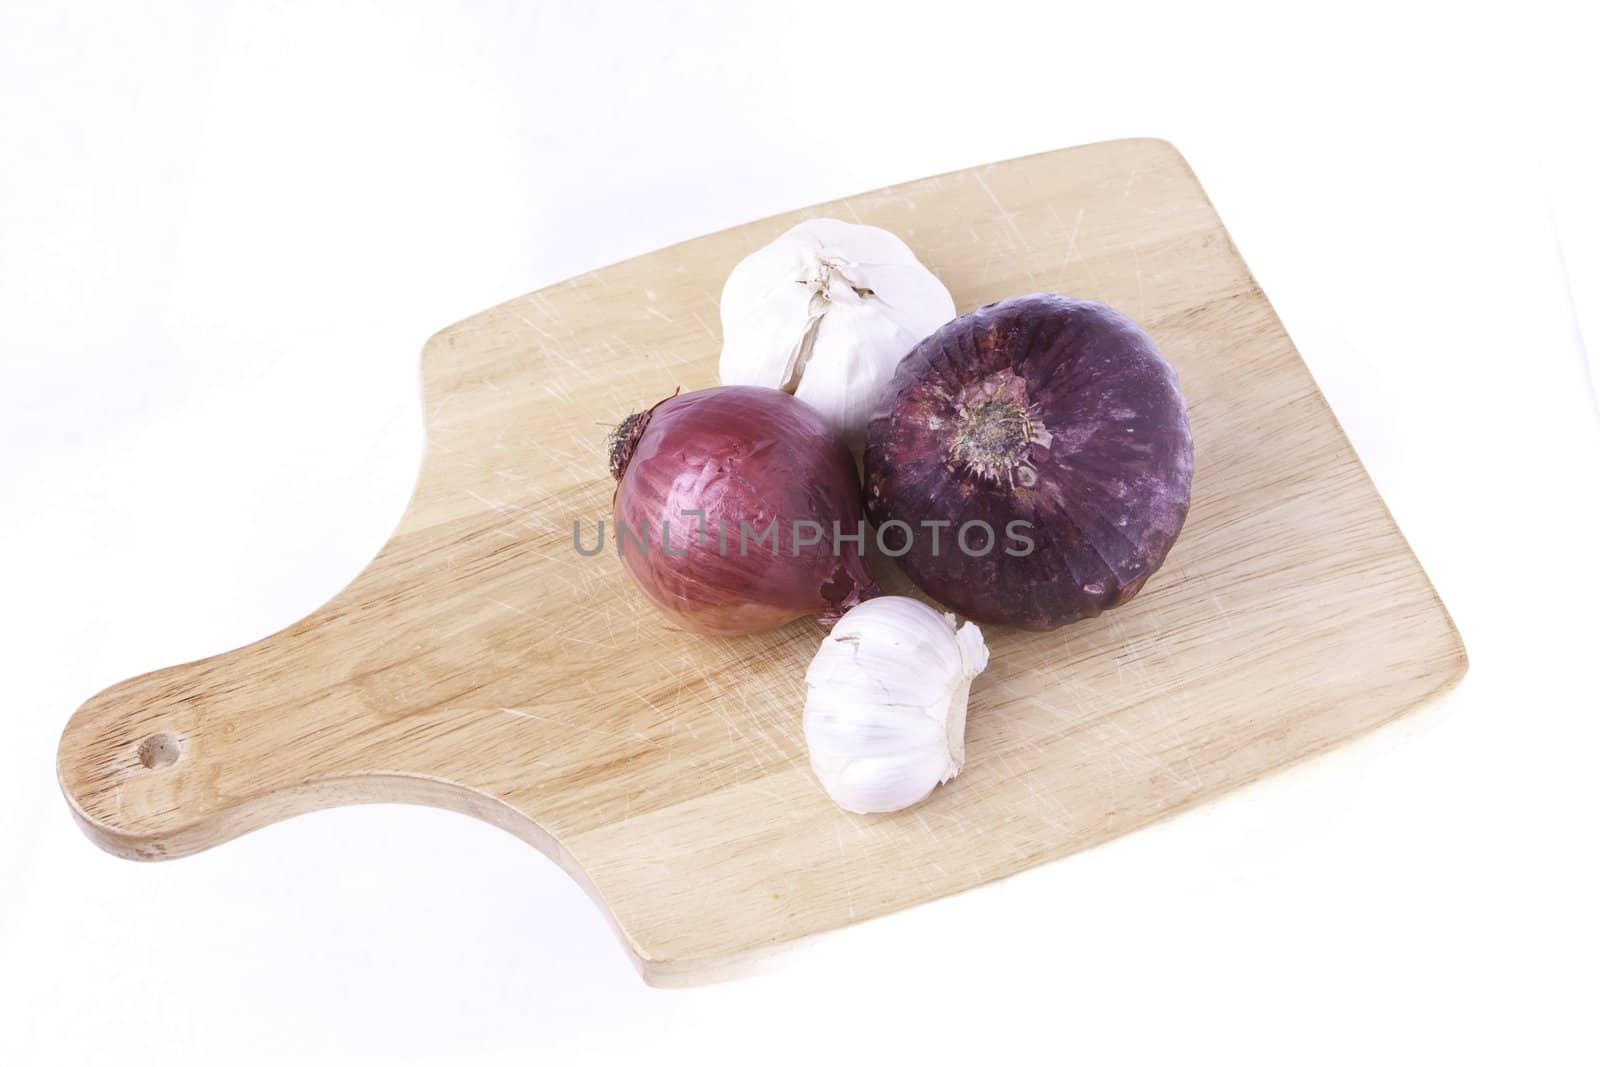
{"left": 610, "top": 385, "right": 880, "bottom": 636}
{"left": 864, "top": 294, "right": 1193, "bottom": 631}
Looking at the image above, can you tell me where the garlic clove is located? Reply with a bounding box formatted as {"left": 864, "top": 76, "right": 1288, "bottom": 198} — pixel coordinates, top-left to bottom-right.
{"left": 814, "top": 746, "right": 956, "bottom": 816}
{"left": 952, "top": 618, "right": 990, "bottom": 676}
{"left": 804, "top": 701, "right": 947, "bottom": 758}
{"left": 719, "top": 256, "right": 818, "bottom": 391}
{"left": 794, "top": 299, "right": 925, "bottom": 443}
{"left": 802, "top": 596, "right": 989, "bottom": 815}
{"left": 834, "top": 259, "right": 958, "bottom": 343}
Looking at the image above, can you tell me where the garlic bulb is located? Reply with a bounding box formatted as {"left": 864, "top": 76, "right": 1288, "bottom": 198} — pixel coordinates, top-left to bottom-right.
{"left": 719, "top": 218, "right": 956, "bottom": 443}
{"left": 803, "top": 596, "right": 989, "bottom": 814}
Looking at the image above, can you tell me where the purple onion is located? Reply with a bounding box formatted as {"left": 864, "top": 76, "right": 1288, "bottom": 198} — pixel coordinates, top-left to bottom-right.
{"left": 863, "top": 294, "right": 1193, "bottom": 631}
{"left": 610, "top": 385, "right": 880, "bottom": 635}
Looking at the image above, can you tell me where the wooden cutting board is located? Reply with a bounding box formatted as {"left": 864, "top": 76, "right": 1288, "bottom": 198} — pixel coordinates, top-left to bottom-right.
{"left": 57, "top": 138, "right": 1466, "bottom": 985}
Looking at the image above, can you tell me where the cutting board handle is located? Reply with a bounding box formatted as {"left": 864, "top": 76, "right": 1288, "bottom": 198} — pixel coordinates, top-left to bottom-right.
{"left": 53, "top": 609, "right": 483, "bottom": 861}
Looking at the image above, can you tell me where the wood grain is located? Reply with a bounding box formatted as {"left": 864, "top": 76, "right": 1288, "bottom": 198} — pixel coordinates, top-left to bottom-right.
{"left": 57, "top": 138, "right": 1466, "bottom": 985}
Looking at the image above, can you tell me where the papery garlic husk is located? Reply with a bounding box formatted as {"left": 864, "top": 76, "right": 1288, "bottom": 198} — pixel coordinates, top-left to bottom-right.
{"left": 719, "top": 218, "right": 956, "bottom": 444}
{"left": 803, "top": 596, "right": 990, "bottom": 814}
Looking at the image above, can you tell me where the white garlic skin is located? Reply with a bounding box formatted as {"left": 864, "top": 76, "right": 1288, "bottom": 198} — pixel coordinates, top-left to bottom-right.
{"left": 719, "top": 218, "right": 956, "bottom": 444}
{"left": 803, "top": 596, "right": 989, "bottom": 814}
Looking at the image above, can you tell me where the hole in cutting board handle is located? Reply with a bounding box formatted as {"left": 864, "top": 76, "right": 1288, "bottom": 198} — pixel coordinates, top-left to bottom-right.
{"left": 137, "top": 733, "right": 182, "bottom": 769}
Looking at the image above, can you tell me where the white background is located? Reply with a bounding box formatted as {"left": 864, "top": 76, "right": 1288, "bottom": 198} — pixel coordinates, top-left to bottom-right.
{"left": 3, "top": 2, "right": 1597, "bottom": 1063}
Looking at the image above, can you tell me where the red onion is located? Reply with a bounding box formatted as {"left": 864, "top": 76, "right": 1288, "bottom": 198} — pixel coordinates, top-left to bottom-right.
{"left": 863, "top": 294, "right": 1193, "bottom": 631}
{"left": 609, "top": 385, "right": 880, "bottom": 635}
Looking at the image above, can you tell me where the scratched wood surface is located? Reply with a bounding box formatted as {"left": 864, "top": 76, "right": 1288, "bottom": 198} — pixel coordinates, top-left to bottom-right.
{"left": 57, "top": 138, "right": 1465, "bottom": 985}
